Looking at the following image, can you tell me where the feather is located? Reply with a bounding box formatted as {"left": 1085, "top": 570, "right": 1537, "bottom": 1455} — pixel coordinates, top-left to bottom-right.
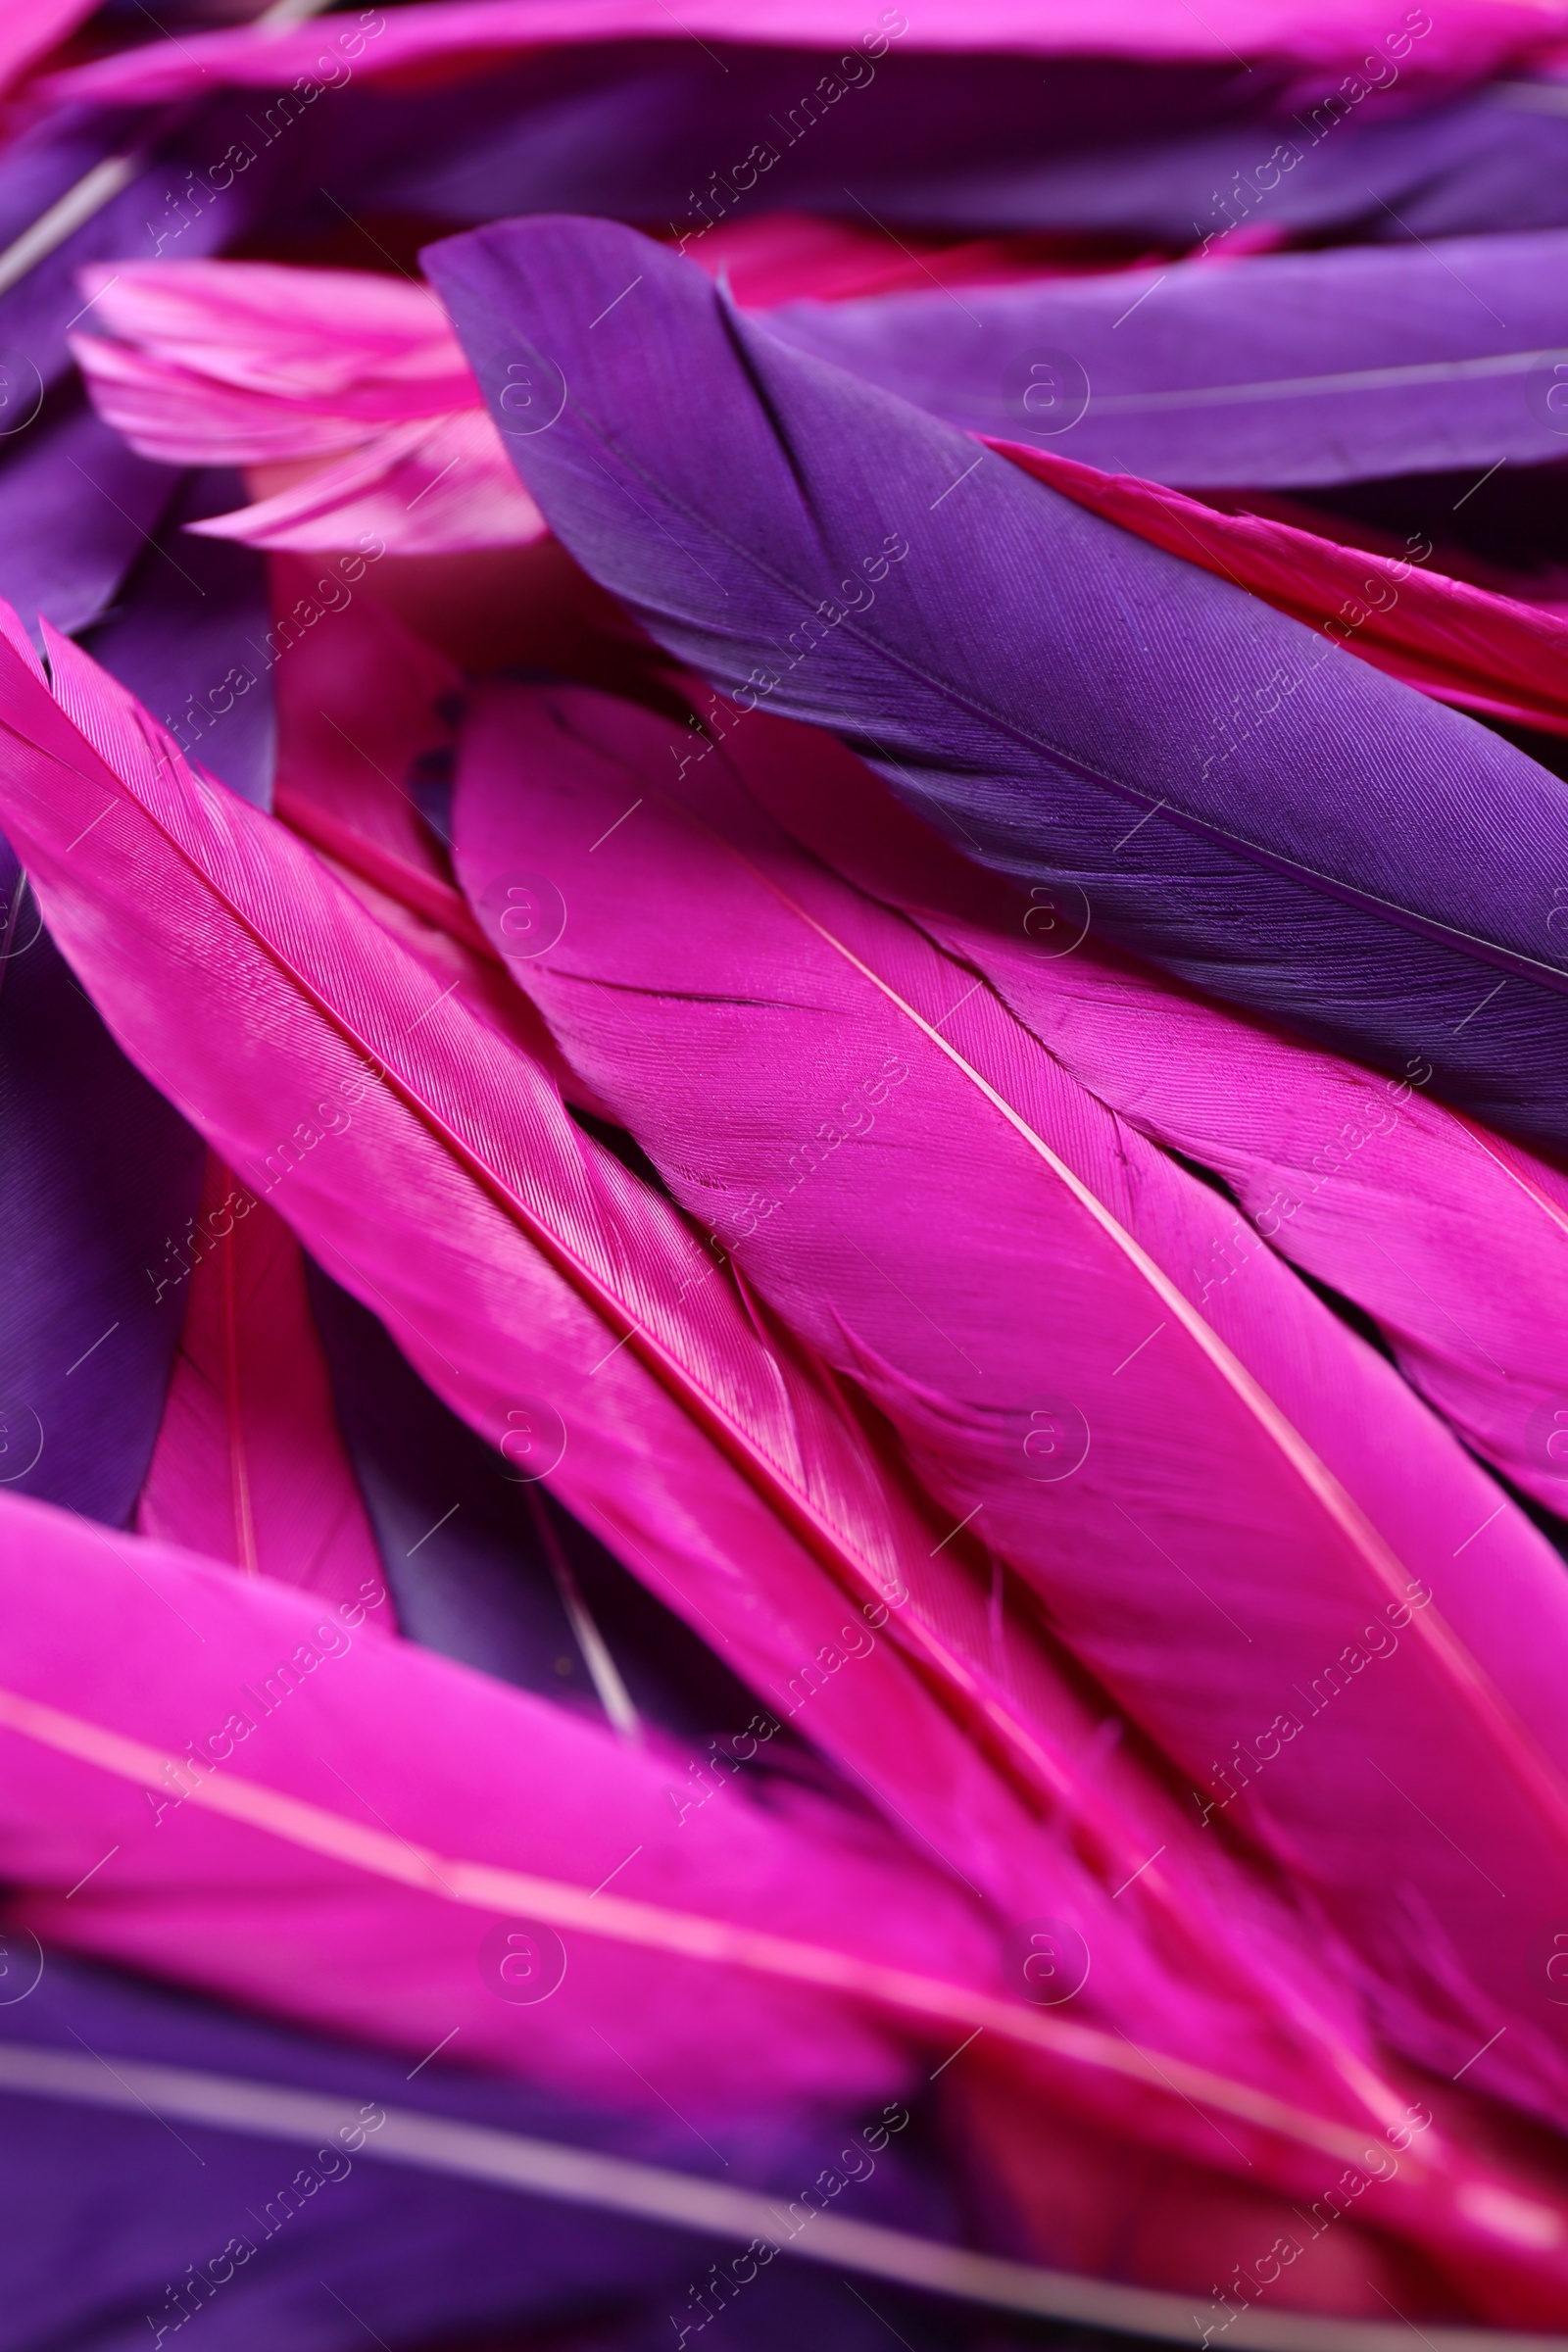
{"left": 0, "top": 2, "right": 98, "bottom": 95}
{"left": 763, "top": 230, "right": 1568, "bottom": 490}
{"left": 0, "top": 604, "right": 1545, "bottom": 2261}
{"left": 425, "top": 215, "right": 1568, "bottom": 1152}
{"left": 135, "top": 1151, "right": 391, "bottom": 1625}
{"left": 449, "top": 675, "right": 1568, "bottom": 2150}
{"left": 73, "top": 261, "right": 475, "bottom": 446}
{"left": 0, "top": 2002, "right": 1540, "bottom": 2346}
{"left": 680, "top": 211, "right": 1130, "bottom": 308}
{"left": 715, "top": 694, "right": 1568, "bottom": 1535}
{"left": 263, "top": 542, "right": 477, "bottom": 929}
{"left": 79, "top": 466, "right": 275, "bottom": 808}
{"left": 0, "top": 831, "right": 202, "bottom": 1528}
{"left": 258, "top": 540, "right": 625, "bottom": 1134}
{"left": 39, "top": 0, "right": 1563, "bottom": 105}
{"left": 43, "top": 34, "right": 1568, "bottom": 287}
{"left": 0, "top": 397, "right": 179, "bottom": 644}
{"left": 0, "top": 98, "right": 285, "bottom": 401}
{"left": 818, "top": 79, "right": 1568, "bottom": 249}
{"left": 985, "top": 440, "right": 1568, "bottom": 738}
{"left": 308, "top": 1259, "right": 670, "bottom": 1734}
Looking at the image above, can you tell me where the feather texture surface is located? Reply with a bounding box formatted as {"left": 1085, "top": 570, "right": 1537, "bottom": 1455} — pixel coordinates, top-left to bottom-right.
{"left": 72, "top": 263, "right": 544, "bottom": 556}
{"left": 426, "top": 215, "right": 1568, "bottom": 1151}
{"left": 0, "top": 1, "right": 97, "bottom": 93}
{"left": 0, "top": 835, "right": 201, "bottom": 1528}
{"left": 985, "top": 441, "right": 1568, "bottom": 738}
{"left": 42, "top": 0, "right": 1567, "bottom": 104}
{"left": 0, "top": 1485, "right": 986, "bottom": 2113}
{"left": 79, "top": 467, "right": 276, "bottom": 808}
{"left": 4, "top": 1489, "right": 1568, "bottom": 2313}
{"left": 0, "top": 1951, "right": 924, "bottom": 2352}
{"left": 0, "top": 400, "right": 179, "bottom": 645}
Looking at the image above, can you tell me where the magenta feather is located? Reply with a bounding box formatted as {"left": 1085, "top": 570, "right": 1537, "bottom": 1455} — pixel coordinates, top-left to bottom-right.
{"left": 3, "top": 1494, "right": 1567, "bottom": 2313}
{"left": 451, "top": 678, "right": 1568, "bottom": 2156}
{"left": 136, "top": 1150, "right": 392, "bottom": 1623}
{"left": 4, "top": 606, "right": 1562, "bottom": 2281}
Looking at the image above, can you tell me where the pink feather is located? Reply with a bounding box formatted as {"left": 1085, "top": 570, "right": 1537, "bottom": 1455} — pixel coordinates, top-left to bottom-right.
{"left": 0, "top": 0, "right": 96, "bottom": 91}
{"left": 451, "top": 678, "right": 1568, "bottom": 2156}
{"left": 2, "top": 1487, "right": 1566, "bottom": 2318}
{"left": 987, "top": 440, "right": 1568, "bottom": 739}
{"left": 71, "top": 262, "right": 543, "bottom": 555}
{"left": 679, "top": 213, "right": 1150, "bottom": 306}
{"left": 136, "top": 1150, "right": 393, "bottom": 1623}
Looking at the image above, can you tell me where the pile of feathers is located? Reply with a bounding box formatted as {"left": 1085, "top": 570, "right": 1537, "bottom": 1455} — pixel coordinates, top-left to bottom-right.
{"left": 5, "top": 2, "right": 1568, "bottom": 2346}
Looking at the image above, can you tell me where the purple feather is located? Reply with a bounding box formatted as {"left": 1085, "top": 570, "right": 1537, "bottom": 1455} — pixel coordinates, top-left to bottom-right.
{"left": 0, "top": 400, "right": 178, "bottom": 644}
{"left": 0, "top": 1950, "right": 951, "bottom": 2352}
{"left": 79, "top": 467, "right": 275, "bottom": 809}
{"left": 765, "top": 229, "right": 1568, "bottom": 489}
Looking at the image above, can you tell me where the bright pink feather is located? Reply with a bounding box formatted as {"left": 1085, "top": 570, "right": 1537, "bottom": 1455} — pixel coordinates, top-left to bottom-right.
{"left": 71, "top": 262, "right": 543, "bottom": 555}
{"left": 679, "top": 213, "right": 1149, "bottom": 305}
{"left": 137, "top": 1151, "right": 392, "bottom": 1623}
{"left": 2, "top": 1500, "right": 1566, "bottom": 2313}
{"left": 718, "top": 704, "right": 1568, "bottom": 1530}
{"left": 0, "top": 0, "right": 96, "bottom": 91}
{"left": 452, "top": 679, "right": 1568, "bottom": 2161}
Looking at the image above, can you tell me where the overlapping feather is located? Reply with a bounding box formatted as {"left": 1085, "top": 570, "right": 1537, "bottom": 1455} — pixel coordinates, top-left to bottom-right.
{"left": 42, "top": 0, "right": 1568, "bottom": 103}
{"left": 71, "top": 263, "right": 544, "bottom": 556}
{"left": 0, "top": 836, "right": 202, "bottom": 1528}
{"left": 0, "top": 1484, "right": 986, "bottom": 2113}
{"left": 987, "top": 442, "right": 1568, "bottom": 738}
{"left": 713, "top": 696, "right": 1568, "bottom": 1531}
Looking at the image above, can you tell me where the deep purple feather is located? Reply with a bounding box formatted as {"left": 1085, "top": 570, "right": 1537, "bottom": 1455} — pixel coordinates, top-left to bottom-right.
{"left": 767, "top": 229, "right": 1568, "bottom": 489}
{"left": 307, "top": 1261, "right": 810, "bottom": 1754}
{"left": 426, "top": 215, "right": 1568, "bottom": 1150}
